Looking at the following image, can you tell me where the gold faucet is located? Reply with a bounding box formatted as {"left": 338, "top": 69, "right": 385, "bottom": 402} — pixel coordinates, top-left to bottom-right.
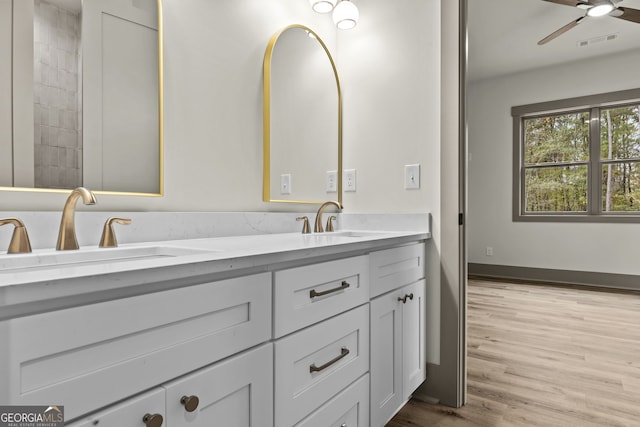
{"left": 314, "top": 201, "right": 343, "bottom": 233}
{"left": 326, "top": 215, "right": 337, "bottom": 232}
{"left": 99, "top": 217, "right": 132, "bottom": 248}
{"left": 57, "top": 187, "right": 97, "bottom": 250}
{"left": 296, "top": 216, "right": 311, "bottom": 234}
{"left": 0, "top": 218, "right": 32, "bottom": 254}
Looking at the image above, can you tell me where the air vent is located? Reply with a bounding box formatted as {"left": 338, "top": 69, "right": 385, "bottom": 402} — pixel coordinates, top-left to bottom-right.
{"left": 577, "top": 33, "right": 618, "bottom": 47}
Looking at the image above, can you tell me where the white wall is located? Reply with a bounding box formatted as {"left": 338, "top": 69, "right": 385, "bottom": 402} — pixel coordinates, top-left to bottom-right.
{"left": 468, "top": 49, "right": 640, "bottom": 275}
{"left": 338, "top": 0, "right": 440, "bottom": 216}
{"left": 0, "top": 0, "right": 440, "bottom": 216}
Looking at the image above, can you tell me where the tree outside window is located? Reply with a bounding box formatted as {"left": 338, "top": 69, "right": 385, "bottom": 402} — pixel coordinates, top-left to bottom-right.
{"left": 512, "top": 89, "right": 640, "bottom": 222}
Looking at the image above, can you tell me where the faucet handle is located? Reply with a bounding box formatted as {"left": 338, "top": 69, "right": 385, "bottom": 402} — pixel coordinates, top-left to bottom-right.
{"left": 0, "top": 218, "right": 33, "bottom": 254}
{"left": 296, "top": 216, "right": 311, "bottom": 234}
{"left": 99, "top": 217, "right": 132, "bottom": 248}
{"left": 326, "top": 216, "right": 336, "bottom": 232}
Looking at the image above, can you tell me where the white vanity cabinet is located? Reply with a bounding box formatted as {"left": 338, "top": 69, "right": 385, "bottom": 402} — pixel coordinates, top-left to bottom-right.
{"left": 273, "top": 256, "right": 370, "bottom": 427}
{"left": 0, "top": 230, "right": 431, "bottom": 427}
{"left": 0, "top": 273, "right": 272, "bottom": 423}
{"left": 369, "top": 243, "right": 427, "bottom": 427}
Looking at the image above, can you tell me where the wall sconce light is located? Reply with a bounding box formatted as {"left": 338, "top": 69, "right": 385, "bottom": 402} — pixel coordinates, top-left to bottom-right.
{"left": 332, "top": 0, "right": 359, "bottom": 30}
{"left": 309, "top": 0, "right": 337, "bottom": 14}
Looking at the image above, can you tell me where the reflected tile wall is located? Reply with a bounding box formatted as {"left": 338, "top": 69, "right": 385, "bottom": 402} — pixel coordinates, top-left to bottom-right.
{"left": 33, "top": 0, "right": 82, "bottom": 189}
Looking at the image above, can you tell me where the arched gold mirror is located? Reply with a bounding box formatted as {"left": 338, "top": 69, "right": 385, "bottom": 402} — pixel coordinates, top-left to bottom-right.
{"left": 0, "top": 0, "right": 163, "bottom": 196}
{"left": 263, "top": 24, "right": 342, "bottom": 204}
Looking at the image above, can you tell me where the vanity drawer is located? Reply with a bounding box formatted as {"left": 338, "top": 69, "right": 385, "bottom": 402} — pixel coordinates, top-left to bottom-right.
{"left": 295, "top": 374, "right": 369, "bottom": 427}
{"left": 2, "top": 273, "right": 272, "bottom": 421}
{"left": 274, "top": 255, "right": 369, "bottom": 338}
{"left": 274, "top": 304, "right": 370, "bottom": 427}
{"left": 370, "top": 243, "right": 425, "bottom": 298}
{"left": 65, "top": 388, "right": 165, "bottom": 427}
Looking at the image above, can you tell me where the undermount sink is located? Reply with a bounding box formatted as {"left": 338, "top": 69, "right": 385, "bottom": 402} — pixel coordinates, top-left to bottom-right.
{"left": 0, "top": 246, "right": 213, "bottom": 273}
{"left": 323, "top": 231, "right": 388, "bottom": 238}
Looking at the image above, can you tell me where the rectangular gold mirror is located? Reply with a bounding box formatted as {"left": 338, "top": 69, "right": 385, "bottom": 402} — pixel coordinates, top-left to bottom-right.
{"left": 0, "top": 0, "right": 163, "bottom": 196}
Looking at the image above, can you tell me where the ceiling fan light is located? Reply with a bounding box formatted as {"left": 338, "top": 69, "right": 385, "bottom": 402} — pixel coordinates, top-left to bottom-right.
{"left": 333, "top": 0, "right": 359, "bottom": 30}
{"left": 587, "top": 1, "right": 614, "bottom": 17}
{"left": 309, "top": 0, "right": 337, "bottom": 14}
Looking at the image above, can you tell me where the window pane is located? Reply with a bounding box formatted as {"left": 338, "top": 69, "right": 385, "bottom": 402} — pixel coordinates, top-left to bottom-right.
{"left": 524, "top": 112, "right": 589, "bottom": 165}
{"left": 525, "top": 166, "right": 587, "bottom": 212}
{"left": 600, "top": 105, "right": 640, "bottom": 161}
{"left": 602, "top": 161, "right": 640, "bottom": 212}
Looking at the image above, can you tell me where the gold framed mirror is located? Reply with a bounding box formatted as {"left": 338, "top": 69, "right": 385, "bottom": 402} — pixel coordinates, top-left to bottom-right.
{"left": 0, "top": 0, "right": 163, "bottom": 197}
{"left": 263, "top": 24, "right": 342, "bottom": 205}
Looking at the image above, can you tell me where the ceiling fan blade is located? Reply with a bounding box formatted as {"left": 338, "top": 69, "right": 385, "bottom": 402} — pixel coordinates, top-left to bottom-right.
{"left": 540, "top": 0, "right": 584, "bottom": 6}
{"left": 615, "top": 7, "right": 640, "bottom": 24}
{"left": 538, "top": 16, "right": 586, "bottom": 45}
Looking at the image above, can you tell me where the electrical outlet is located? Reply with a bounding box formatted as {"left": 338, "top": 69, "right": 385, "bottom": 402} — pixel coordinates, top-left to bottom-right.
{"left": 485, "top": 246, "right": 493, "bottom": 256}
{"left": 404, "top": 164, "right": 420, "bottom": 189}
{"left": 280, "top": 174, "right": 291, "bottom": 195}
{"left": 326, "top": 170, "right": 337, "bottom": 193}
{"left": 344, "top": 169, "right": 356, "bottom": 192}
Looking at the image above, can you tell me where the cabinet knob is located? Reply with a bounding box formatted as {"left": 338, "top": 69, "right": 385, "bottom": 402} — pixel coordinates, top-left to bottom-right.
{"left": 181, "top": 395, "right": 200, "bottom": 412}
{"left": 142, "top": 413, "right": 163, "bottom": 427}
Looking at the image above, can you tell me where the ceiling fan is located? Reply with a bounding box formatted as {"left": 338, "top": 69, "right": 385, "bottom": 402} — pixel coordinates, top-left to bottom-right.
{"left": 538, "top": 0, "right": 640, "bottom": 45}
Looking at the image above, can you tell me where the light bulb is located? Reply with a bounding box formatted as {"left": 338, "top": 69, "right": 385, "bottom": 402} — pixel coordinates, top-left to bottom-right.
{"left": 309, "top": 0, "right": 337, "bottom": 14}
{"left": 332, "top": 0, "right": 359, "bottom": 30}
{"left": 587, "top": 1, "right": 614, "bottom": 17}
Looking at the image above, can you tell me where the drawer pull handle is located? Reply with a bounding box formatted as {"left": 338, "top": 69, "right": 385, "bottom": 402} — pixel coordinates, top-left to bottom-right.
{"left": 180, "top": 395, "right": 200, "bottom": 412}
{"left": 310, "top": 347, "right": 350, "bottom": 373}
{"left": 310, "top": 281, "right": 350, "bottom": 299}
{"left": 398, "top": 293, "right": 414, "bottom": 304}
{"left": 142, "top": 413, "right": 163, "bottom": 427}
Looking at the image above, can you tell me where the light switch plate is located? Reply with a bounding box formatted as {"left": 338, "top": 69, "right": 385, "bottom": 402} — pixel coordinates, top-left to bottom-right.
{"left": 344, "top": 169, "right": 356, "bottom": 192}
{"left": 280, "top": 174, "right": 291, "bottom": 195}
{"left": 326, "top": 170, "right": 337, "bottom": 193}
{"left": 404, "top": 164, "right": 420, "bottom": 189}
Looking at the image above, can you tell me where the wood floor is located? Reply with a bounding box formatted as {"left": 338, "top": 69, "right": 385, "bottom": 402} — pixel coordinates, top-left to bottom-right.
{"left": 387, "top": 277, "right": 640, "bottom": 427}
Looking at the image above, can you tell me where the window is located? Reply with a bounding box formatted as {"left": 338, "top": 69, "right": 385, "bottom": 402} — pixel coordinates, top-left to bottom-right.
{"left": 512, "top": 88, "right": 640, "bottom": 222}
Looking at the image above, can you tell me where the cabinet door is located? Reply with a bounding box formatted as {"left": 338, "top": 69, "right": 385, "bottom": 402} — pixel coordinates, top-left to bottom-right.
{"left": 370, "top": 290, "right": 403, "bottom": 427}
{"left": 402, "top": 280, "right": 426, "bottom": 398}
{"left": 65, "top": 388, "right": 165, "bottom": 427}
{"left": 164, "top": 343, "right": 273, "bottom": 427}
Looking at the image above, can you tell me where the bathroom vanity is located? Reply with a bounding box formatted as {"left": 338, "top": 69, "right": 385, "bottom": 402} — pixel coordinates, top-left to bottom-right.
{"left": 0, "top": 229, "right": 429, "bottom": 426}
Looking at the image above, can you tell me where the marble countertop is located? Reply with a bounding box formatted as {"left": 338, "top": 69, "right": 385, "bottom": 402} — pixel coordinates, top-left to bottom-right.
{"left": 0, "top": 229, "right": 430, "bottom": 320}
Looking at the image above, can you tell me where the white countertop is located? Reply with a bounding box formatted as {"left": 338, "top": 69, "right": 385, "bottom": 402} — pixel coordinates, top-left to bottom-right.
{"left": 0, "top": 229, "right": 430, "bottom": 320}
